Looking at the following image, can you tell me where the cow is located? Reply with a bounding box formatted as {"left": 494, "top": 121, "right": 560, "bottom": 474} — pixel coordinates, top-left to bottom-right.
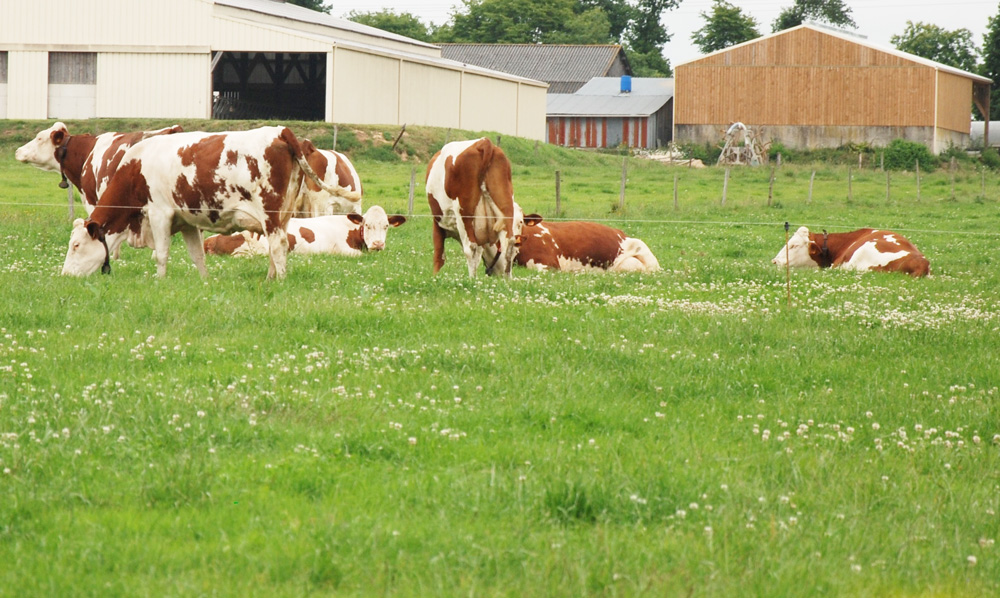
{"left": 15, "top": 122, "right": 184, "bottom": 213}
{"left": 61, "top": 126, "right": 361, "bottom": 279}
{"left": 772, "top": 226, "right": 930, "bottom": 277}
{"left": 16, "top": 122, "right": 184, "bottom": 255}
{"left": 299, "top": 140, "right": 363, "bottom": 216}
{"left": 203, "top": 206, "right": 406, "bottom": 257}
{"left": 516, "top": 219, "right": 661, "bottom": 273}
{"left": 426, "top": 137, "right": 522, "bottom": 277}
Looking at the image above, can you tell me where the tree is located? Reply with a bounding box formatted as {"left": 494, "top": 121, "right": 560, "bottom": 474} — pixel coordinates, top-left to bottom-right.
{"left": 691, "top": 0, "right": 760, "bottom": 54}
{"left": 347, "top": 10, "right": 433, "bottom": 42}
{"left": 772, "top": 0, "right": 855, "bottom": 32}
{"left": 981, "top": 7, "right": 1000, "bottom": 119}
{"left": 891, "top": 21, "right": 979, "bottom": 74}
{"left": 286, "top": 0, "right": 330, "bottom": 14}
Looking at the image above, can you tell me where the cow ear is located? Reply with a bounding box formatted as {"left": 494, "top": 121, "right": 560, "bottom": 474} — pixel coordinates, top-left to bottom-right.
{"left": 85, "top": 220, "right": 102, "bottom": 240}
{"left": 301, "top": 139, "right": 316, "bottom": 153}
{"left": 388, "top": 215, "right": 406, "bottom": 227}
{"left": 524, "top": 214, "right": 543, "bottom": 227}
{"left": 347, "top": 213, "right": 364, "bottom": 225}
{"left": 72, "top": 218, "right": 86, "bottom": 229}
{"left": 51, "top": 129, "right": 65, "bottom": 146}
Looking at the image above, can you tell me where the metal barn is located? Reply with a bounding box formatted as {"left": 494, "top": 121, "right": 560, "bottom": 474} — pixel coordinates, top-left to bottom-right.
{"left": 673, "top": 24, "right": 992, "bottom": 153}
{"left": 0, "top": 0, "right": 548, "bottom": 140}
{"left": 547, "top": 77, "right": 673, "bottom": 149}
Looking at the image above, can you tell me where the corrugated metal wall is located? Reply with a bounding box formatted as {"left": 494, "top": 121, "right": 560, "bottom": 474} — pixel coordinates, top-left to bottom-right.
{"left": 6, "top": 51, "right": 48, "bottom": 119}
{"left": 0, "top": 52, "right": 7, "bottom": 118}
{"left": 399, "top": 62, "right": 461, "bottom": 129}
{"left": 331, "top": 48, "right": 401, "bottom": 126}
{"left": 460, "top": 73, "right": 519, "bottom": 135}
{"left": 99, "top": 53, "right": 210, "bottom": 118}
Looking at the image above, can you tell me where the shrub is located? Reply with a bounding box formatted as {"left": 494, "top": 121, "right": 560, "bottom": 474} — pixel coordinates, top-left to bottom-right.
{"left": 677, "top": 141, "right": 721, "bottom": 165}
{"left": 882, "top": 138, "right": 938, "bottom": 171}
{"left": 980, "top": 147, "right": 1000, "bottom": 170}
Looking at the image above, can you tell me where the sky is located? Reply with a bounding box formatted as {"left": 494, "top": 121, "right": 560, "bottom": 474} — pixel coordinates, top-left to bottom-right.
{"left": 327, "top": 0, "right": 999, "bottom": 67}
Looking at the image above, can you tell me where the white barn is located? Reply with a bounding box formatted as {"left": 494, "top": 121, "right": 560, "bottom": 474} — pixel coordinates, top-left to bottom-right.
{"left": 0, "top": 0, "right": 548, "bottom": 140}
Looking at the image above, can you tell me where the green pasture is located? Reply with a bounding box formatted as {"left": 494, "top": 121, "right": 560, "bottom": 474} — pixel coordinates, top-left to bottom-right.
{"left": 0, "top": 120, "right": 998, "bottom": 597}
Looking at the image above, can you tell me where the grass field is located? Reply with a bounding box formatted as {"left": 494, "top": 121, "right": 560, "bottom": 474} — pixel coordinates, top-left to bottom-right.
{"left": 1, "top": 120, "right": 998, "bottom": 597}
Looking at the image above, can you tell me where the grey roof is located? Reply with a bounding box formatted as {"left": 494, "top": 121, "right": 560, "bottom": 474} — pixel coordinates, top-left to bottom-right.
{"left": 547, "top": 78, "right": 673, "bottom": 117}
{"left": 216, "top": 0, "right": 438, "bottom": 50}
{"left": 439, "top": 44, "right": 630, "bottom": 93}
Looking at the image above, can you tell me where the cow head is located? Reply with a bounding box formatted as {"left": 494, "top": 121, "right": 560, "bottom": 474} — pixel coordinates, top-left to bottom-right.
{"left": 772, "top": 226, "right": 820, "bottom": 268}
{"left": 349, "top": 205, "right": 406, "bottom": 251}
{"left": 483, "top": 203, "right": 538, "bottom": 276}
{"left": 63, "top": 219, "right": 111, "bottom": 276}
{"left": 15, "top": 122, "right": 69, "bottom": 172}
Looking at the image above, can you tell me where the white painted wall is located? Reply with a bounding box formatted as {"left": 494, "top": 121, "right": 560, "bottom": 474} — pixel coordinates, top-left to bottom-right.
{"left": 97, "top": 53, "right": 210, "bottom": 118}
{"left": 7, "top": 51, "right": 47, "bottom": 119}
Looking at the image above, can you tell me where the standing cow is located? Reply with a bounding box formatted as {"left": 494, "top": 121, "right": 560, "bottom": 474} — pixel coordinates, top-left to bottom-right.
{"left": 299, "top": 140, "right": 363, "bottom": 216}
{"left": 61, "top": 126, "right": 359, "bottom": 279}
{"left": 772, "top": 226, "right": 930, "bottom": 277}
{"left": 516, "top": 219, "right": 660, "bottom": 273}
{"left": 203, "top": 206, "right": 406, "bottom": 257}
{"left": 426, "top": 138, "right": 523, "bottom": 277}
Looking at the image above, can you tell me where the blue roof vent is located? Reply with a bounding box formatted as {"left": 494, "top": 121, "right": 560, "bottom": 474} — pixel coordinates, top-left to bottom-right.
{"left": 620, "top": 75, "right": 632, "bottom": 94}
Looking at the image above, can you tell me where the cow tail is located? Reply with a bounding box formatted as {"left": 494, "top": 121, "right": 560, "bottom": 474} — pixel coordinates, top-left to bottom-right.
{"left": 282, "top": 127, "right": 362, "bottom": 202}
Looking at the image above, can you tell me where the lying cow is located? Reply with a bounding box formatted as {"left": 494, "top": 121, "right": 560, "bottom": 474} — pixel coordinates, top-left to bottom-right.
{"left": 203, "top": 206, "right": 406, "bottom": 257}
{"left": 516, "top": 218, "right": 660, "bottom": 273}
{"left": 61, "top": 126, "right": 360, "bottom": 279}
{"left": 426, "top": 138, "right": 522, "bottom": 277}
{"left": 772, "top": 226, "right": 930, "bottom": 277}
{"left": 299, "top": 140, "right": 363, "bottom": 216}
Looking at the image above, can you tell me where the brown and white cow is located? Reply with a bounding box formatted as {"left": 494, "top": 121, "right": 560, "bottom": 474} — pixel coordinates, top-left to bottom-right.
{"left": 203, "top": 206, "right": 406, "bottom": 257}
{"left": 772, "top": 226, "right": 930, "bottom": 277}
{"left": 516, "top": 219, "right": 661, "bottom": 273}
{"left": 15, "top": 121, "right": 184, "bottom": 213}
{"left": 426, "top": 138, "right": 522, "bottom": 277}
{"left": 299, "top": 140, "right": 363, "bottom": 216}
{"left": 61, "top": 126, "right": 359, "bottom": 279}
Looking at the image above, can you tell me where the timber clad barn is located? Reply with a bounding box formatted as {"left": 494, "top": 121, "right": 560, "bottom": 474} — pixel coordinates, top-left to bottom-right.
{"left": 674, "top": 24, "right": 992, "bottom": 153}
{"left": 0, "top": 0, "right": 547, "bottom": 140}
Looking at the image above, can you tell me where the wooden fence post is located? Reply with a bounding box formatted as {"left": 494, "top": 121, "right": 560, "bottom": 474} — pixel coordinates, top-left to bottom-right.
{"left": 885, "top": 170, "right": 891, "bottom": 203}
{"left": 848, "top": 166, "right": 853, "bottom": 202}
{"left": 916, "top": 159, "right": 921, "bottom": 201}
{"left": 673, "top": 173, "right": 679, "bottom": 211}
{"left": 880, "top": 152, "right": 884, "bottom": 171}
{"left": 555, "top": 170, "right": 561, "bottom": 215}
{"left": 618, "top": 157, "right": 627, "bottom": 212}
{"left": 950, "top": 157, "right": 956, "bottom": 200}
{"left": 981, "top": 167, "right": 986, "bottom": 199}
{"left": 721, "top": 167, "right": 730, "bottom": 206}
{"left": 767, "top": 166, "right": 776, "bottom": 206}
{"left": 496, "top": 135, "right": 502, "bottom": 148}
{"left": 407, "top": 166, "right": 416, "bottom": 217}
{"left": 534, "top": 140, "right": 539, "bottom": 159}
{"left": 807, "top": 170, "right": 815, "bottom": 204}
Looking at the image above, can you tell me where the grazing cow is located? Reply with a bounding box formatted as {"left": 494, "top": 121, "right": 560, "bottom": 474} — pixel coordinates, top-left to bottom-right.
{"left": 772, "top": 226, "right": 930, "bottom": 277}
{"left": 299, "top": 140, "right": 363, "bottom": 216}
{"left": 61, "top": 126, "right": 360, "bottom": 279}
{"left": 426, "top": 138, "right": 522, "bottom": 277}
{"left": 516, "top": 219, "right": 661, "bottom": 272}
{"left": 203, "top": 206, "right": 406, "bottom": 257}
{"left": 15, "top": 122, "right": 183, "bottom": 213}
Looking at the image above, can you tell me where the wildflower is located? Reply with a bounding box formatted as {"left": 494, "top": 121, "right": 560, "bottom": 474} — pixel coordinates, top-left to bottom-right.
{"left": 967, "top": 555, "right": 977, "bottom": 566}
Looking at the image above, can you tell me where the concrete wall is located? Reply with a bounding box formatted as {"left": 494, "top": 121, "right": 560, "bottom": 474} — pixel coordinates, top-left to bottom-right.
{"left": 675, "top": 124, "right": 960, "bottom": 151}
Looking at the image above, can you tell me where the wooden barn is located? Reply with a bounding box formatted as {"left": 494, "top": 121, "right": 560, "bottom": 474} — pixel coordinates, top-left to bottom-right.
{"left": 674, "top": 24, "right": 992, "bottom": 153}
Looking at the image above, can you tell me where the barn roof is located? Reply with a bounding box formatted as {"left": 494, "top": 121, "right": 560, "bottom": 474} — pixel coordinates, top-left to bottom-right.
{"left": 676, "top": 23, "right": 992, "bottom": 84}
{"left": 439, "top": 44, "right": 631, "bottom": 93}
{"left": 547, "top": 78, "right": 673, "bottom": 117}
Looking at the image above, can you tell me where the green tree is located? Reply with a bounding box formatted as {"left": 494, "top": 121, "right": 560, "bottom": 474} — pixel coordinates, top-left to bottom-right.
{"left": 286, "top": 0, "right": 330, "bottom": 14}
{"left": 981, "top": 7, "right": 1000, "bottom": 119}
{"left": 891, "top": 21, "right": 979, "bottom": 74}
{"left": 347, "top": 10, "right": 433, "bottom": 42}
{"left": 772, "top": 0, "right": 855, "bottom": 32}
{"left": 691, "top": 0, "right": 760, "bottom": 54}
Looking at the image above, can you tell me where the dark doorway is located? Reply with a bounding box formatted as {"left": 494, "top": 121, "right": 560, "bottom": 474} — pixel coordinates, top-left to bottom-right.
{"left": 212, "top": 52, "right": 326, "bottom": 120}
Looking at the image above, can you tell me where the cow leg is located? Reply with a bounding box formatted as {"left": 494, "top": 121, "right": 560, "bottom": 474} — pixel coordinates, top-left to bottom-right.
{"left": 181, "top": 227, "right": 209, "bottom": 278}
{"left": 266, "top": 228, "right": 289, "bottom": 279}
{"left": 148, "top": 211, "right": 173, "bottom": 278}
{"left": 465, "top": 244, "right": 484, "bottom": 278}
{"left": 431, "top": 221, "right": 447, "bottom": 274}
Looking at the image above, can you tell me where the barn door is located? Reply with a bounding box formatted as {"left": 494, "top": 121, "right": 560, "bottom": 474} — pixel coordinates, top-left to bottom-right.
{"left": 48, "top": 52, "right": 96, "bottom": 119}
{"left": 0, "top": 52, "right": 7, "bottom": 119}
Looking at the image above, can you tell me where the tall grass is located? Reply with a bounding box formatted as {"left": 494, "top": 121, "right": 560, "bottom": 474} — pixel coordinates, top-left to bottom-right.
{"left": 0, "top": 122, "right": 998, "bottom": 597}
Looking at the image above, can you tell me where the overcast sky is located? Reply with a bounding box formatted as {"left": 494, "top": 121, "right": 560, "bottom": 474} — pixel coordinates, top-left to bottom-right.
{"left": 329, "top": 0, "right": 998, "bottom": 67}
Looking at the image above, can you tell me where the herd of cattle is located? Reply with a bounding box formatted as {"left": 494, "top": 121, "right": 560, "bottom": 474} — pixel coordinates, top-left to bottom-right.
{"left": 14, "top": 123, "right": 930, "bottom": 279}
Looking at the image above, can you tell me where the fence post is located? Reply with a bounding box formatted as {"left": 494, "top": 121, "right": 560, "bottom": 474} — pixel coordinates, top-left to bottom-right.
{"left": 407, "top": 166, "right": 416, "bottom": 217}
{"left": 496, "top": 134, "right": 502, "bottom": 148}
{"left": 880, "top": 152, "right": 884, "bottom": 172}
{"left": 555, "top": 170, "right": 561, "bottom": 215}
{"left": 673, "top": 173, "right": 679, "bottom": 211}
{"left": 848, "top": 166, "right": 853, "bottom": 202}
{"left": 950, "top": 157, "right": 956, "bottom": 200}
{"left": 767, "top": 166, "right": 776, "bottom": 206}
{"left": 721, "top": 167, "right": 730, "bottom": 206}
{"left": 534, "top": 140, "right": 539, "bottom": 159}
{"left": 981, "top": 166, "right": 986, "bottom": 199}
{"left": 807, "top": 170, "right": 815, "bottom": 204}
{"left": 885, "top": 169, "right": 891, "bottom": 204}
{"left": 67, "top": 185, "right": 75, "bottom": 221}
{"left": 618, "top": 157, "right": 627, "bottom": 212}
{"left": 916, "top": 159, "right": 921, "bottom": 201}
{"left": 332, "top": 125, "right": 338, "bottom": 151}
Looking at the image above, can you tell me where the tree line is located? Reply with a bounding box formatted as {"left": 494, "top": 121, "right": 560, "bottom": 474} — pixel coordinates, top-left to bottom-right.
{"left": 289, "top": 0, "right": 1000, "bottom": 118}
